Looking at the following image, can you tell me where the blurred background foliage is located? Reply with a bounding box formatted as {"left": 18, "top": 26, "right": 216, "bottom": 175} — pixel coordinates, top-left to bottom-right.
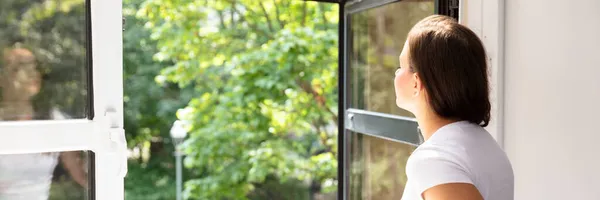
{"left": 135, "top": 0, "right": 339, "bottom": 199}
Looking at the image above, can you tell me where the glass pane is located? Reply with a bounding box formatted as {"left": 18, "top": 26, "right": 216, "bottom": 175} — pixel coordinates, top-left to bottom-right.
{"left": 347, "top": 131, "right": 415, "bottom": 200}
{"left": 0, "top": 0, "right": 89, "bottom": 121}
{"left": 0, "top": 150, "right": 91, "bottom": 200}
{"left": 348, "top": 0, "right": 434, "bottom": 117}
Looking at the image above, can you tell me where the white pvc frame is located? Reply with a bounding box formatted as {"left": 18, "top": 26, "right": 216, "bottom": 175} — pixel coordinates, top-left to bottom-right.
{"left": 460, "top": 0, "right": 505, "bottom": 147}
{"left": 0, "top": 0, "right": 125, "bottom": 199}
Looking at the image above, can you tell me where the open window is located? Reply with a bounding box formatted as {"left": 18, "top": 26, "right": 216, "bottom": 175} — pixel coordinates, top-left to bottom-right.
{"left": 297, "top": 0, "right": 459, "bottom": 199}
{"left": 0, "top": 1, "right": 124, "bottom": 199}
{"left": 331, "top": 0, "right": 458, "bottom": 199}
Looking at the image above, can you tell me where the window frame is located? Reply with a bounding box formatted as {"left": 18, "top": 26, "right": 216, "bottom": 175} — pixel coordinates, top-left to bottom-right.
{"left": 461, "top": 0, "right": 505, "bottom": 146}
{"left": 0, "top": 0, "right": 125, "bottom": 199}
{"left": 345, "top": 109, "right": 421, "bottom": 145}
{"left": 306, "top": 1, "right": 453, "bottom": 199}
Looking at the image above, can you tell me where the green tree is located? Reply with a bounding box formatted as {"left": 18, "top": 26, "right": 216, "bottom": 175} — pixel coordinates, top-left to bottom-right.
{"left": 138, "top": 0, "right": 339, "bottom": 199}
{"left": 123, "top": 0, "right": 195, "bottom": 199}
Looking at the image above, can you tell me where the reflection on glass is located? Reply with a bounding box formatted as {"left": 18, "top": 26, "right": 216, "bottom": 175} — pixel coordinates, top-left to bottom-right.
{"left": 0, "top": 151, "right": 91, "bottom": 200}
{"left": 348, "top": 0, "right": 434, "bottom": 117}
{"left": 0, "top": 0, "right": 88, "bottom": 121}
{"left": 348, "top": 132, "right": 416, "bottom": 200}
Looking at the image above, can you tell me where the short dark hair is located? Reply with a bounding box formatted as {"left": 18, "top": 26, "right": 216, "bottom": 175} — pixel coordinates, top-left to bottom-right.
{"left": 407, "top": 15, "right": 490, "bottom": 127}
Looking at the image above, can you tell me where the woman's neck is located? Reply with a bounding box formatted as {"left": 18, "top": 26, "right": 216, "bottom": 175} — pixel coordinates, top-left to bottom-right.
{"left": 415, "top": 108, "right": 457, "bottom": 141}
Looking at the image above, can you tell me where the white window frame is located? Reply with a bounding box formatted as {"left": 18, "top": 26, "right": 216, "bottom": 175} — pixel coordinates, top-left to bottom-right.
{"left": 460, "top": 0, "right": 505, "bottom": 148}
{"left": 0, "top": 0, "right": 125, "bottom": 199}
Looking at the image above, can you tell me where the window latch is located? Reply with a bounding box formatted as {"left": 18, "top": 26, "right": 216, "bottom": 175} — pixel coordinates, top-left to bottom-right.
{"left": 105, "top": 110, "right": 128, "bottom": 178}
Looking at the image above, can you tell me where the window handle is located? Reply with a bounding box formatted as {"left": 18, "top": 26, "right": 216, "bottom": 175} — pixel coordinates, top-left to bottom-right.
{"left": 105, "top": 111, "right": 127, "bottom": 178}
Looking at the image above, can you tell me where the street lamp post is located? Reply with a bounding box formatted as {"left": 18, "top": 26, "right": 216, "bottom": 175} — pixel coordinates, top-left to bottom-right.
{"left": 170, "top": 120, "right": 188, "bottom": 200}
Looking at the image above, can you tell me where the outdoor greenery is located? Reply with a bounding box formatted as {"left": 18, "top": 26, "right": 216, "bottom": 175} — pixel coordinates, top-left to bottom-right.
{"left": 123, "top": 0, "right": 192, "bottom": 199}
{"left": 126, "top": 0, "right": 340, "bottom": 199}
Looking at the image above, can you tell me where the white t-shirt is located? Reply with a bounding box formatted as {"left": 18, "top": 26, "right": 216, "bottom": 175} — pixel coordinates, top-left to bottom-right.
{"left": 401, "top": 121, "right": 514, "bottom": 200}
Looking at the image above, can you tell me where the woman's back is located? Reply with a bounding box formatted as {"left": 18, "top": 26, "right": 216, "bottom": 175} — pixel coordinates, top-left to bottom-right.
{"left": 402, "top": 121, "right": 514, "bottom": 200}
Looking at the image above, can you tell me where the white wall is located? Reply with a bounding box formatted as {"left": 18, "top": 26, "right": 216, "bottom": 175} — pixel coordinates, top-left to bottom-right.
{"left": 504, "top": 0, "right": 600, "bottom": 199}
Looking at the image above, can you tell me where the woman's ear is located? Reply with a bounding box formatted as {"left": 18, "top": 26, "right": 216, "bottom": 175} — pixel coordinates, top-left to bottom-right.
{"left": 412, "top": 73, "right": 422, "bottom": 96}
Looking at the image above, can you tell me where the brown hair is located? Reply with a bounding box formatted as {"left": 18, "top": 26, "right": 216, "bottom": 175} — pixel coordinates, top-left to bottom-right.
{"left": 407, "top": 15, "right": 490, "bottom": 127}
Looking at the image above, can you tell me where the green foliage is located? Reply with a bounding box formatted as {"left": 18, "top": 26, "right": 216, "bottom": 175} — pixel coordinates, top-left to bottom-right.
{"left": 125, "top": 161, "right": 177, "bottom": 200}
{"left": 138, "top": 0, "right": 340, "bottom": 199}
{"left": 123, "top": 0, "right": 192, "bottom": 150}
{"left": 123, "top": 0, "right": 194, "bottom": 199}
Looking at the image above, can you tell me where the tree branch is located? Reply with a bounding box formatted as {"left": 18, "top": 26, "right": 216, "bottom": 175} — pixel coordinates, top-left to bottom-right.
{"left": 273, "top": 0, "right": 285, "bottom": 29}
{"left": 318, "top": 3, "right": 328, "bottom": 29}
{"left": 227, "top": 1, "right": 272, "bottom": 39}
{"left": 312, "top": 120, "right": 330, "bottom": 152}
{"left": 301, "top": 1, "right": 307, "bottom": 26}
{"left": 217, "top": 10, "right": 227, "bottom": 29}
{"left": 230, "top": 1, "right": 236, "bottom": 27}
{"left": 258, "top": 1, "right": 274, "bottom": 33}
{"left": 296, "top": 79, "right": 338, "bottom": 124}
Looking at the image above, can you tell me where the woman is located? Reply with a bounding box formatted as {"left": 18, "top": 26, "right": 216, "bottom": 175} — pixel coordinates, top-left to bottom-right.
{"left": 396, "top": 15, "right": 514, "bottom": 200}
{"left": 0, "top": 48, "right": 88, "bottom": 200}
